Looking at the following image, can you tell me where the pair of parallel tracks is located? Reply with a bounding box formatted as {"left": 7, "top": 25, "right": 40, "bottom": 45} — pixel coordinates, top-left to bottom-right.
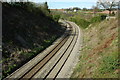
{"left": 5, "top": 21, "right": 79, "bottom": 80}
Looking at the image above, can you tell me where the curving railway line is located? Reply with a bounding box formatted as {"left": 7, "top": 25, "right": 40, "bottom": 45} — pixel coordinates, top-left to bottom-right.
{"left": 4, "top": 21, "right": 81, "bottom": 80}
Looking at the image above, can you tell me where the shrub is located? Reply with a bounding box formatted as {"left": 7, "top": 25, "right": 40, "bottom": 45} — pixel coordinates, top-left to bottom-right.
{"left": 69, "top": 14, "right": 106, "bottom": 29}
{"left": 90, "top": 14, "right": 107, "bottom": 23}
{"left": 70, "top": 17, "right": 90, "bottom": 29}
{"left": 52, "top": 14, "right": 61, "bottom": 22}
{"left": 77, "top": 19, "right": 90, "bottom": 29}
{"left": 90, "top": 16, "right": 101, "bottom": 23}
{"left": 100, "top": 14, "right": 107, "bottom": 20}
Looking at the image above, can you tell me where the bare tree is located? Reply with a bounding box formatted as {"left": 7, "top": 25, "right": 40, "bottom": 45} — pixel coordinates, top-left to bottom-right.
{"left": 97, "top": 0, "right": 118, "bottom": 15}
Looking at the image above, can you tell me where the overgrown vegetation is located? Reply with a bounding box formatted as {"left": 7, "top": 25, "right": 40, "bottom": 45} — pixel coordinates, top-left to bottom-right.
{"left": 52, "top": 14, "right": 61, "bottom": 22}
{"left": 69, "top": 14, "right": 106, "bottom": 29}
{"left": 90, "top": 14, "right": 107, "bottom": 23}
{"left": 71, "top": 19, "right": 119, "bottom": 78}
{"left": 70, "top": 17, "right": 90, "bottom": 29}
{"left": 94, "top": 51, "right": 119, "bottom": 77}
{"left": 49, "top": 3, "right": 118, "bottom": 79}
{"left": 2, "top": 2, "right": 65, "bottom": 78}
{"left": 52, "top": 9, "right": 107, "bottom": 29}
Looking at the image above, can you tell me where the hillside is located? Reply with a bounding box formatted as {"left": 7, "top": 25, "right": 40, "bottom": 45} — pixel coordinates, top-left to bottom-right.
{"left": 71, "top": 18, "right": 119, "bottom": 78}
{"left": 2, "top": 2, "right": 65, "bottom": 78}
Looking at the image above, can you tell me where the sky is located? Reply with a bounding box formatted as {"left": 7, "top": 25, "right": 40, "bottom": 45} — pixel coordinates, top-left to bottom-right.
{"left": 47, "top": 2, "right": 96, "bottom": 9}
{"left": 29, "top": 0, "right": 98, "bottom": 9}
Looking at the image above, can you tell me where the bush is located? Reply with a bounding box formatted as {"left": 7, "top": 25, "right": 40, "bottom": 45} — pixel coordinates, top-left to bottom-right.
{"left": 69, "top": 14, "right": 106, "bottom": 29}
{"left": 100, "top": 14, "right": 107, "bottom": 20}
{"left": 90, "top": 16, "right": 101, "bottom": 23}
{"left": 70, "top": 17, "right": 90, "bottom": 29}
{"left": 5, "top": 2, "right": 50, "bottom": 17}
{"left": 52, "top": 14, "right": 61, "bottom": 22}
{"left": 77, "top": 19, "right": 90, "bottom": 29}
{"left": 90, "top": 14, "right": 107, "bottom": 23}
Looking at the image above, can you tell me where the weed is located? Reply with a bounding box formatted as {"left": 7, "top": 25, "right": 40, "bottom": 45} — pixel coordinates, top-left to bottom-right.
{"left": 93, "top": 52, "right": 119, "bottom": 78}
{"left": 90, "top": 14, "right": 107, "bottom": 23}
{"left": 99, "top": 52, "right": 119, "bottom": 73}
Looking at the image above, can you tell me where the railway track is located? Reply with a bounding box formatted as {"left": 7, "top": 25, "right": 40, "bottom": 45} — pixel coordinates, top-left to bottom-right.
{"left": 5, "top": 21, "right": 80, "bottom": 80}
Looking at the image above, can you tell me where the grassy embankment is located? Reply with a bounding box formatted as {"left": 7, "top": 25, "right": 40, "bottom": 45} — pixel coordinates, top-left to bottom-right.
{"left": 2, "top": 2, "right": 65, "bottom": 78}
{"left": 52, "top": 10, "right": 119, "bottom": 78}
{"left": 69, "top": 12, "right": 119, "bottom": 78}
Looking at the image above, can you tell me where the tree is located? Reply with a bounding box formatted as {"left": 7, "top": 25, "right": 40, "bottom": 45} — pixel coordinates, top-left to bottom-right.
{"left": 65, "top": 8, "right": 73, "bottom": 11}
{"left": 82, "top": 8, "right": 87, "bottom": 11}
{"left": 44, "top": 2, "right": 50, "bottom": 13}
{"left": 73, "top": 7, "right": 81, "bottom": 10}
{"left": 97, "top": 0, "right": 119, "bottom": 15}
{"left": 44, "top": 2, "right": 48, "bottom": 9}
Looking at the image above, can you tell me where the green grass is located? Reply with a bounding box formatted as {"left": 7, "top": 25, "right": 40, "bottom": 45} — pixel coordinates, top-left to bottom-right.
{"left": 71, "top": 18, "right": 118, "bottom": 78}
{"left": 93, "top": 51, "right": 119, "bottom": 78}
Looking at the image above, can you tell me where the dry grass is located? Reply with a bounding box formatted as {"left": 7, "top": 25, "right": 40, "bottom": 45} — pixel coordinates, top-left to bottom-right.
{"left": 71, "top": 19, "right": 119, "bottom": 78}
